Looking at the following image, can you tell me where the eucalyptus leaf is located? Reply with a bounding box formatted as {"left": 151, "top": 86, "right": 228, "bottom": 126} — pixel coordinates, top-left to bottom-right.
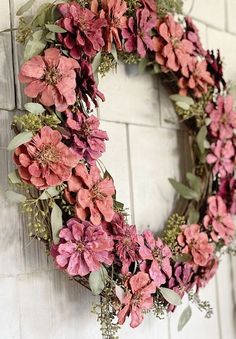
{"left": 196, "top": 125, "right": 207, "bottom": 154}
{"left": 8, "top": 171, "right": 22, "bottom": 184}
{"left": 46, "top": 32, "right": 56, "bottom": 41}
{"left": 8, "top": 131, "right": 33, "bottom": 151}
{"left": 111, "top": 44, "right": 118, "bottom": 62}
{"left": 31, "top": 3, "right": 51, "bottom": 27}
{"left": 188, "top": 207, "right": 200, "bottom": 224}
{"left": 176, "top": 101, "right": 190, "bottom": 110}
{"left": 51, "top": 203, "right": 63, "bottom": 244}
{"left": 92, "top": 52, "right": 102, "bottom": 74}
{"left": 178, "top": 305, "right": 192, "bottom": 331}
{"left": 168, "top": 178, "right": 199, "bottom": 200}
{"left": 24, "top": 31, "right": 46, "bottom": 61}
{"left": 45, "top": 24, "right": 66, "bottom": 33}
{"left": 39, "top": 187, "right": 59, "bottom": 200}
{"left": 24, "top": 102, "right": 45, "bottom": 114}
{"left": 139, "top": 58, "right": 148, "bottom": 72}
{"left": 89, "top": 265, "right": 108, "bottom": 295}
{"left": 159, "top": 287, "right": 182, "bottom": 306}
{"left": 6, "top": 191, "right": 26, "bottom": 203}
{"left": 16, "top": 0, "right": 36, "bottom": 16}
{"left": 173, "top": 253, "right": 192, "bottom": 263}
{"left": 170, "top": 94, "right": 194, "bottom": 106}
{"left": 186, "top": 172, "right": 201, "bottom": 195}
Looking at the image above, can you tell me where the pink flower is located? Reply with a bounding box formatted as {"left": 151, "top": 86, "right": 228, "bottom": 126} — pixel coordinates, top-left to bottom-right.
{"left": 206, "top": 50, "right": 226, "bottom": 90}
{"left": 111, "top": 213, "right": 140, "bottom": 274}
{"left": 138, "top": 231, "right": 172, "bottom": 287}
{"left": 14, "top": 126, "right": 79, "bottom": 190}
{"left": 66, "top": 163, "right": 115, "bottom": 225}
{"left": 195, "top": 258, "right": 219, "bottom": 289}
{"left": 178, "top": 59, "right": 214, "bottom": 97}
{"left": 122, "top": 8, "right": 156, "bottom": 57}
{"left": 203, "top": 196, "right": 235, "bottom": 244}
{"left": 141, "top": 0, "right": 157, "bottom": 13}
{"left": 99, "top": 0, "right": 127, "bottom": 52}
{"left": 206, "top": 95, "right": 236, "bottom": 139}
{"left": 206, "top": 140, "right": 235, "bottom": 178}
{"left": 52, "top": 218, "right": 114, "bottom": 276}
{"left": 19, "top": 48, "right": 79, "bottom": 112}
{"left": 117, "top": 272, "right": 156, "bottom": 328}
{"left": 57, "top": 2, "right": 106, "bottom": 58}
{"left": 184, "top": 16, "right": 207, "bottom": 57}
{"left": 218, "top": 177, "right": 236, "bottom": 214}
{"left": 177, "top": 224, "right": 213, "bottom": 267}
{"left": 65, "top": 110, "right": 108, "bottom": 164}
{"left": 154, "top": 15, "right": 194, "bottom": 76}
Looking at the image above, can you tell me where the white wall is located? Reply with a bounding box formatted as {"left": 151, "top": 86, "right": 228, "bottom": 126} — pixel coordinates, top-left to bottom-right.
{"left": 0, "top": 0, "right": 236, "bottom": 338}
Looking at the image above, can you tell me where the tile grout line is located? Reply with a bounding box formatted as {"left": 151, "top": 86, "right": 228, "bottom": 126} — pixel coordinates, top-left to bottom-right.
{"left": 215, "top": 275, "right": 223, "bottom": 339}
{"left": 125, "top": 123, "right": 135, "bottom": 225}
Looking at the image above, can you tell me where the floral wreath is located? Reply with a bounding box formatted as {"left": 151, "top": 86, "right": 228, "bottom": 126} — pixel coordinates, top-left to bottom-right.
{"left": 6, "top": 0, "right": 236, "bottom": 337}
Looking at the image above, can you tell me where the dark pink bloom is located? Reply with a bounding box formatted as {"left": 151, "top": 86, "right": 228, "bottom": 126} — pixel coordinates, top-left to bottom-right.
{"left": 206, "top": 140, "right": 235, "bottom": 178}
{"left": 122, "top": 8, "right": 156, "bottom": 57}
{"left": 52, "top": 218, "right": 114, "bottom": 276}
{"left": 66, "top": 163, "right": 115, "bottom": 225}
{"left": 154, "top": 15, "right": 194, "bottom": 76}
{"left": 138, "top": 231, "right": 172, "bottom": 287}
{"left": 117, "top": 272, "right": 156, "bottom": 328}
{"left": 204, "top": 196, "right": 235, "bottom": 244}
{"left": 218, "top": 177, "right": 236, "bottom": 214}
{"left": 141, "top": 0, "right": 157, "bottom": 13}
{"left": 57, "top": 2, "right": 106, "bottom": 58}
{"left": 65, "top": 110, "right": 108, "bottom": 164}
{"left": 14, "top": 126, "right": 79, "bottom": 190}
{"left": 19, "top": 48, "right": 79, "bottom": 112}
{"left": 184, "top": 16, "right": 207, "bottom": 56}
{"left": 111, "top": 213, "right": 140, "bottom": 274}
{"left": 178, "top": 59, "right": 214, "bottom": 97}
{"left": 206, "top": 95, "right": 236, "bottom": 139}
{"left": 195, "top": 258, "right": 219, "bottom": 288}
{"left": 206, "top": 50, "right": 226, "bottom": 90}
{"left": 177, "top": 224, "right": 213, "bottom": 267}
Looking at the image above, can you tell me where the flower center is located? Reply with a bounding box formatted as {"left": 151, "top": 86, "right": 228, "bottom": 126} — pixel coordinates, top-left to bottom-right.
{"left": 132, "top": 292, "right": 141, "bottom": 306}
{"left": 79, "top": 122, "right": 91, "bottom": 138}
{"left": 76, "top": 242, "right": 85, "bottom": 252}
{"left": 171, "top": 37, "right": 180, "bottom": 48}
{"left": 152, "top": 248, "right": 162, "bottom": 262}
{"left": 36, "top": 145, "right": 60, "bottom": 166}
{"left": 91, "top": 184, "right": 106, "bottom": 200}
{"left": 44, "top": 67, "right": 61, "bottom": 85}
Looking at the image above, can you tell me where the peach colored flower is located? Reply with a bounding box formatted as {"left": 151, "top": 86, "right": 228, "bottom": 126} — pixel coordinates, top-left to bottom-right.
{"left": 19, "top": 48, "right": 79, "bottom": 112}
{"left": 66, "top": 163, "right": 115, "bottom": 225}
{"left": 53, "top": 218, "right": 114, "bottom": 276}
{"left": 177, "top": 224, "right": 213, "bottom": 267}
{"left": 117, "top": 272, "right": 156, "bottom": 328}
{"left": 14, "top": 126, "right": 79, "bottom": 190}
{"left": 138, "top": 230, "right": 172, "bottom": 287}
{"left": 203, "top": 196, "right": 235, "bottom": 244}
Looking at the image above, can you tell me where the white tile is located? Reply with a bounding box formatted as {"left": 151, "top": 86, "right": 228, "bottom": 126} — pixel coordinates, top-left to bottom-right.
{"left": 99, "top": 62, "right": 159, "bottom": 126}
{"left": 226, "top": 0, "right": 236, "bottom": 34}
{"left": 0, "top": 110, "right": 15, "bottom": 148}
{"left": 129, "top": 125, "right": 188, "bottom": 233}
{"left": 0, "top": 277, "right": 20, "bottom": 339}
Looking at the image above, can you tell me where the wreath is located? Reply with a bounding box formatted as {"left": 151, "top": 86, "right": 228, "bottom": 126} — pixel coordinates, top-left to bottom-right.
{"left": 6, "top": 0, "right": 236, "bottom": 337}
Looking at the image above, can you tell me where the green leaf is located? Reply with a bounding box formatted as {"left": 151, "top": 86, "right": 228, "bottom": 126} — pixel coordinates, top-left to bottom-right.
{"left": 51, "top": 203, "right": 63, "bottom": 244}
{"left": 196, "top": 125, "right": 207, "bottom": 154}
{"left": 159, "top": 287, "right": 182, "bottom": 306}
{"left": 24, "top": 31, "right": 46, "bottom": 61}
{"left": 173, "top": 253, "right": 192, "bottom": 263}
{"left": 176, "top": 101, "right": 190, "bottom": 110}
{"left": 187, "top": 206, "right": 200, "bottom": 224}
{"left": 8, "top": 171, "right": 22, "bottom": 184}
{"left": 89, "top": 265, "right": 108, "bottom": 295}
{"left": 92, "top": 52, "right": 102, "bottom": 74}
{"left": 8, "top": 131, "right": 33, "bottom": 151}
{"left": 46, "top": 32, "right": 56, "bottom": 41}
{"left": 31, "top": 3, "right": 52, "bottom": 27}
{"left": 168, "top": 178, "right": 199, "bottom": 200}
{"left": 24, "top": 102, "right": 45, "bottom": 114}
{"left": 139, "top": 58, "right": 148, "bottom": 72}
{"left": 178, "top": 305, "right": 192, "bottom": 331}
{"left": 45, "top": 24, "right": 66, "bottom": 33}
{"left": 16, "top": 0, "right": 36, "bottom": 16}
{"left": 186, "top": 172, "right": 201, "bottom": 195}
{"left": 39, "top": 187, "right": 59, "bottom": 200}
{"left": 170, "top": 94, "right": 194, "bottom": 106}
{"left": 111, "top": 44, "right": 118, "bottom": 62}
{"left": 6, "top": 191, "right": 26, "bottom": 203}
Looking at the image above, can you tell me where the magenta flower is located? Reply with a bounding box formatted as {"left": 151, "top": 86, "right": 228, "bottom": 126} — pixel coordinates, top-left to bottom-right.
{"left": 66, "top": 163, "right": 115, "bottom": 225}
{"left": 206, "top": 50, "right": 226, "bottom": 90}
{"left": 154, "top": 15, "right": 194, "bottom": 76}
{"left": 138, "top": 231, "right": 172, "bottom": 287}
{"left": 14, "top": 126, "right": 79, "bottom": 190}
{"left": 206, "top": 140, "right": 235, "bottom": 178}
{"left": 203, "top": 196, "right": 235, "bottom": 244}
{"left": 206, "top": 95, "right": 236, "bottom": 139}
{"left": 184, "top": 16, "right": 207, "bottom": 57}
{"left": 177, "top": 224, "right": 213, "bottom": 267}
{"left": 122, "top": 8, "right": 156, "bottom": 57}
{"left": 111, "top": 213, "right": 140, "bottom": 274}
{"left": 117, "top": 272, "right": 156, "bottom": 328}
{"left": 218, "top": 177, "right": 236, "bottom": 214}
{"left": 19, "top": 48, "right": 79, "bottom": 112}
{"left": 178, "top": 59, "right": 214, "bottom": 97}
{"left": 57, "top": 2, "right": 106, "bottom": 58}
{"left": 53, "top": 218, "right": 114, "bottom": 276}
{"left": 65, "top": 110, "right": 108, "bottom": 164}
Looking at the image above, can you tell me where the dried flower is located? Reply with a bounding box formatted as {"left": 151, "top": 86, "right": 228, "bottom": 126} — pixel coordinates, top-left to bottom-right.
{"left": 184, "top": 16, "right": 206, "bottom": 57}
{"left": 206, "top": 50, "right": 226, "bottom": 90}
